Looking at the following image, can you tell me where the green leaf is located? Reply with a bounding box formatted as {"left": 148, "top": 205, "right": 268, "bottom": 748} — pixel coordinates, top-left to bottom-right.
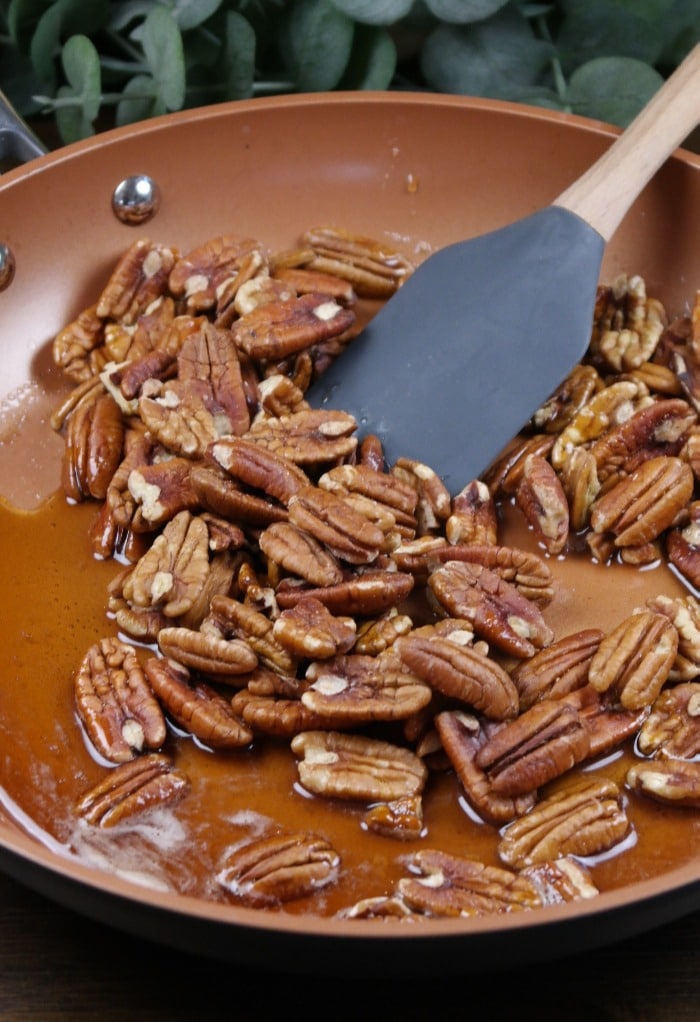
{"left": 329, "top": 0, "right": 413, "bottom": 26}
{"left": 423, "top": 0, "right": 511, "bottom": 25}
{"left": 163, "top": 0, "right": 223, "bottom": 32}
{"left": 29, "top": 0, "right": 109, "bottom": 84}
{"left": 556, "top": 0, "right": 666, "bottom": 70}
{"left": 54, "top": 33, "right": 101, "bottom": 141}
{"left": 284, "top": 0, "right": 355, "bottom": 91}
{"left": 221, "top": 10, "right": 256, "bottom": 99}
{"left": 136, "top": 5, "right": 186, "bottom": 110}
{"left": 420, "top": 7, "right": 553, "bottom": 98}
{"left": 567, "top": 56, "right": 664, "bottom": 126}
{"left": 8, "top": 0, "right": 51, "bottom": 52}
{"left": 340, "top": 25, "right": 397, "bottom": 89}
{"left": 115, "top": 71, "right": 157, "bottom": 126}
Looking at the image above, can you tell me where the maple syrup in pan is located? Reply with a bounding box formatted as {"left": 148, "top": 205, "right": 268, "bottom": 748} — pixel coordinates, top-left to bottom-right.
{"left": 1, "top": 405, "right": 699, "bottom": 917}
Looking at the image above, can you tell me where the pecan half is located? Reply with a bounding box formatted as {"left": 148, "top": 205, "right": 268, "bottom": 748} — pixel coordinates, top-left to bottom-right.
{"left": 397, "top": 850, "right": 542, "bottom": 917}
{"left": 274, "top": 569, "right": 414, "bottom": 617}
{"left": 288, "top": 485, "right": 385, "bottom": 565}
{"left": 144, "top": 656, "right": 253, "bottom": 749}
{"left": 302, "top": 652, "right": 431, "bottom": 724}
{"left": 497, "top": 776, "right": 629, "bottom": 868}
{"left": 510, "top": 629, "right": 604, "bottom": 710}
{"left": 627, "top": 759, "right": 700, "bottom": 808}
{"left": 74, "top": 638, "right": 167, "bottom": 763}
{"left": 300, "top": 226, "right": 413, "bottom": 297}
{"left": 428, "top": 560, "right": 553, "bottom": 658}
{"left": 637, "top": 682, "right": 700, "bottom": 759}
{"left": 230, "top": 668, "right": 337, "bottom": 737}
{"left": 207, "top": 595, "right": 297, "bottom": 676}
{"left": 258, "top": 521, "right": 343, "bottom": 587}
{"left": 157, "top": 626, "right": 258, "bottom": 680}
{"left": 363, "top": 795, "right": 424, "bottom": 841}
{"left": 210, "top": 436, "right": 309, "bottom": 505}
{"left": 273, "top": 597, "right": 356, "bottom": 659}
{"left": 475, "top": 699, "right": 590, "bottom": 797}
{"left": 232, "top": 292, "right": 355, "bottom": 360}
{"left": 216, "top": 831, "right": 340, "bottom": 906}
{"left": 588, "top": 610, "right": 678, "bottom": 711}
{"left": 291, "top": 730, "right": 427, "bottom": 802}
{"left": 515, "top": 454, "right": 569, "bottom": 555}
{"left": 589, "top": 456, "right": 693, "bottom": 547}
{"left": 245, "top": 408, "right": 357, "bottom": 465}
{"left": 122, "top": 510, "right": 210, "bottom": 618}
{"left": 446, "top": 479, "right": 498, "bottom": 546}
{"left": 96, "top": 239, "right": 177, "bottom": 325}
{"left": 434, "top": 711, "right": 536, "bottom": 824}
{"left": 76, "top": 754, "right": 190, "bottom": 828}
{"left": 395, "top": 633, "right": 519, "bottom": 720}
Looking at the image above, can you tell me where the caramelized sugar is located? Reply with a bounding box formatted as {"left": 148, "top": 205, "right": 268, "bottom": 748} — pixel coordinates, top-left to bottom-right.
{"left": 1, "top": 476, "right": 699, "bottom": 917}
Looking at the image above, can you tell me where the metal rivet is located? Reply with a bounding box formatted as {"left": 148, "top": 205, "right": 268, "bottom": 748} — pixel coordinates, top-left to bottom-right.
{"left": 112, "top": 174, "right": 160, "bottom": 225}
{"left": 0, "top": 244, "right": 15, "bottom": 292}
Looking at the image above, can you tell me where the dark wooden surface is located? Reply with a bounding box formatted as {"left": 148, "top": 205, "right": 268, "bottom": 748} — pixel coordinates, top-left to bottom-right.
{"left": 0, "top": 869, "right": 697, "bottom": 1021}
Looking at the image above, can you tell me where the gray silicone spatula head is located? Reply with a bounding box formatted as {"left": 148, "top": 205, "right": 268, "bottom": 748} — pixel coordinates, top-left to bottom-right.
{"left": 308, "top": 207, "right": 604, "bottom": 491}
{"left": 306, "top": 44, "right": 700, "bottom": 492}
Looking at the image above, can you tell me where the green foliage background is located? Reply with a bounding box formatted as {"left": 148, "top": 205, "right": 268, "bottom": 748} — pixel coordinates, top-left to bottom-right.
{"left": 1, "top": 0, "right": 699, "bottom": 145}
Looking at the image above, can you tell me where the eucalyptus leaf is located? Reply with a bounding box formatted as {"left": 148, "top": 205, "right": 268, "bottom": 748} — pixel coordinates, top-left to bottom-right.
{"left": 556, "top": 0, "right": 666, "bottom": 71}
{"left": 423, "top": 0, "right": 511, "bottom": 25}
{"left": 7, "top": 0, "right": 52, "bottom": 52}
{"left": 138, "top": 5, "right": 186, "bottom": 110}
{"left": 54, "top": 33, "right": 101, "bottom": 141}
{"left": 106, "top": 1, "right": 157, "bottom": 34}
{"left": 222, "top": 10, "right": 256, "bottom": 99}
{"left": 28, "top": 0, "right": 109, "bottom": 83}
{"left": 164, "top": 0, "right": 224, "bottom": 32}
{"left": 115, "top": 70, "right": 157, "bottom": 125}
{"left": 284, "top": 0, "right": 355, "bottom": 90}
{"left": 567, "top": 56, "right": 664, "bottom": 126}
{"left": 329, "top": 0, "right": 413, "bottom": 26}
{"left": 421, "top": 7, "right": 553, "bottom": 97}
{"left": 340, "top": 25, "right": 397, "bottom": 88}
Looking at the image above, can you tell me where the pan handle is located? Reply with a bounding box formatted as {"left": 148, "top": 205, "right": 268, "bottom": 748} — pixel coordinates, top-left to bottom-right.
{"left": 0, "top": 90, "right": 49, "bottom": 167}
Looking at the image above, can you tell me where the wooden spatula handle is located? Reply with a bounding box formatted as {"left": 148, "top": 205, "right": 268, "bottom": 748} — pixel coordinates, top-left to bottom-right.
{"left": 554, "top": 43, "right": 700, "bottom": 242}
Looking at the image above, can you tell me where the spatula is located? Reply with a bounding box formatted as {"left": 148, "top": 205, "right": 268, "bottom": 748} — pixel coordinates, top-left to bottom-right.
{"left": 307, "top": 44, "right": 700, "bottom": 492}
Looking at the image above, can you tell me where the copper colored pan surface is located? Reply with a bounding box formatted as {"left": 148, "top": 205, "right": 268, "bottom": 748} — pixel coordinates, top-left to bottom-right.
{"left": 0, "top": 93, "right": 699, "bottom": 974}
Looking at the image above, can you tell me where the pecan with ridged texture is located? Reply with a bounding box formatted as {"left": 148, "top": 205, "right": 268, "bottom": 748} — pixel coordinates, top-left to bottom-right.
{"left": 117, "top": 348, "right": 176, "bottom": 400}
{"left": 256, "top": 372, "right": 307, "bottom": 417}
{"left": 96, "top": 238, "right": 177, "bottom": 325}
{"left": 397, "top": 849, "right": 542, "bottom": 917}
{"left": 446, "top": 479, "right": 498, "bottom": 546}
{"left": 53, "top": 304, "right": 105, "bottom": 382}
{"left": 122, "top": 510, "right": 210, "bottom": 618}
{"left": 515, "top": 454, "right": 570, "bottom": 555}
{"left": 288, "top": 485, "right": 384, "bottom": 565}
{"left": 363, "top": 795, "right": 424, "bottom": 841}
{"left": 275, "top": 569, "right": 414, "bottom": 617}
{"left": 245, "top": 408, "right": 357, "bottom": 465}
{"left": 207, "top": 594, "right": 296, "bottom": 675}
{"left": 76, "top": 754, "right": 190, "bottom": 828}
{"left": 521, "top": 857, "right": 599, "bottom": 903}
{"left": 511, "top": 629, "right": 604, "bottom": 710}
{"left": 588, "top": 609, "right": 678, "bottom": 710}
{"left": 62, "top": 392, "right": 124, "bottom": 502}
{"left": 191, "top": 463, "right": 288, "bottom": 527}
{"left": 411, "top": 541, "right": 554, "bottom": 606}
{"left": 475, "top": 698, "right": 590, "bottom": 797}
{"left": 590, "top": 398, "right": 696, "bottom": 484}
{"left": 230, "top": 668, "right": 337, "bottom": 737}
{"left": 589, "top": 455, "right": 693, "bottom": 547}
{"left": 216, "top": 830, "right": 340, "bottom": 906}
{"left": 272, "top": 597, "right": 356, "bottom": 659}
{"left": 434, "top": 711, "right": 536, "bottom": 824}
{"left": 589, "top": 273, "right": 666, "bottom": 371}
{"left": 144, "top": 656, "right": 253, "bottom": 748}
{"left": 138, "top": 380, "right": 219, "bottom": 459}
{"left": 565, "top": 686, "right": 649, "bottom": 759}
{"left": 395, "top": 633, "right": 518, "bottom": 721}
{"left": 259, "top": 521, "right": 343, "bottom": 587}
{"left": 128, "top": 458, "right": 200, "bottom": 530}
{"left": 532, "top": 364, "right": 602, "bottom": 434}
{"left": 550, "top": 379, "right": 646, "bottom": 471}
{"left": 210, "top": 436, "right": 309, "bottom": 505}
{"left": 74, "top": 638, "right": 167, "bottom": 764}
{"left": 484, "top": 434, "right": 554, "bottom": 497}
{"left": 157, "top": 625, "right": 258, "bottom": 681}
{"left": 627, "top": 759, "right": 700, "bottom": 808}
{"left": 302, "top": 651, "right": 431, "bottom": 724}
{"left": 637, "top": 682, "right": 700, "bottom": 759}
{"left": 319, "top": 463, "right": 418, "bottom": 531}
{"left": 272, "top": 265, "right": 355, "bottom": 305}
{"left": 647, "top": 594, "right": 700, "bottom": 681}
{"left": 392, "top": 456, "right": 451, "bottom": 532}
{"left": 168, "top": 234, "right": 266, "bottom": 315}
{"left": 300, "top": 225, "right": 414, "bottom": 297}
{"left": 667, "top": 521, "right": 700, "bottom": 590}
{"left": 497, "top": 776, "right": 629, "bottom": 868}
{"left": 291, "top": 730, "right": 427, "bottom": 802}
{"left": 429, "top": 560, "right": 553, "bottom": 658}
{"left": 177, "top": 321, "right": 250, "bottom": 436}
{"left": 232, "top": 292, "right": 355, "bottom": 360}
{"left": 559, "top": 446, "right": 601, "bottom": 531}
{"left": 354, "top": 609, "right": 413, "bottom": 655}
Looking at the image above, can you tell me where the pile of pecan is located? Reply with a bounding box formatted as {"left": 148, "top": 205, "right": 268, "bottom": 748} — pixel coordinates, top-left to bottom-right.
{"left": 50, "top": 230, "right": 700, "bottom": 919}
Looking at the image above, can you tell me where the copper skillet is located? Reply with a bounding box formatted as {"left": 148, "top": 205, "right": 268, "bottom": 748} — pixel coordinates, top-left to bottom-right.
{"left": 0, "top": 91, "right": 699, "bottom": 975}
